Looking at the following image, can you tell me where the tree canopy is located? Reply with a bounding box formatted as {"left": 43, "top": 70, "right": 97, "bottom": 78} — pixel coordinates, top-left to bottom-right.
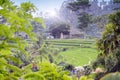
{"left": 67, "top": 0, "right": 90, "bottom": 11}
{"left": 78, "top": 12, "right": 92, "bottom": 30}
{"left": 114, "top": 0, "right": 120, "bottom": 3}
{"left": 67, "top": 0, "right": 91, "bottom": 30}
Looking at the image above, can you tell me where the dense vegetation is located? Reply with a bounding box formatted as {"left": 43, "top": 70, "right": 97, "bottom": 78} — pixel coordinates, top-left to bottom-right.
{"left": 1, "top": 0, "right": 120, "bottom": 80}
{"left": 93, "top": 11, "right": 120, "bottom": 80}
{"left": 45, "top": 39, "right": 97, "bottom": 66}
{"left": 0, "top": 0, "right": 72, "bottom": 80}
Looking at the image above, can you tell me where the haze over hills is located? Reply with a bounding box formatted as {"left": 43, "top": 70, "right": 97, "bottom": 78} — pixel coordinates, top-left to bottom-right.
{"left": 58, "top": 0, "right": 117, "bottom": 38}
{"left": 35, "top": 0, "right": 120, "bottom": 39}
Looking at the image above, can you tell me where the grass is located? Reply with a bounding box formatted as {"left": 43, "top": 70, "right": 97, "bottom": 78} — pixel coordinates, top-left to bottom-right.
{"left": 59, "top": 47, "right": 98, "bottom": 66}
{"left": 45, "top": 39, "right": 98, "bottom": 66}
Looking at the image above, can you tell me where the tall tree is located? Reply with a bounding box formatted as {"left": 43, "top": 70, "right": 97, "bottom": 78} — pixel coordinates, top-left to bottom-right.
{"left": 78, "top": 12, "right": 92, "bottom": 30}
{"left": 67, "top": 0, "right": 90, "bottom": 11}
{"left": 93, "top": 12, "right": 120, "bottom": 80}
{"left": 67, "top": 0, "right": 91, "bottom": 30}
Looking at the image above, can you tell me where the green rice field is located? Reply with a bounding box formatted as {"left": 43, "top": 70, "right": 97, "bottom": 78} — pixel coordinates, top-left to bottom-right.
{"left": 45, "top": 39, "right": 98, "bottom": 66}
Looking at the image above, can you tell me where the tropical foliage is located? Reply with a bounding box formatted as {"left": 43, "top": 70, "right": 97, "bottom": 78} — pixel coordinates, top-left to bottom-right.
{"left": 93, "top": 12, "right": 120, "bottom": 80}
{"left": 0, "top": 0, "right": 71, "bottom": 79}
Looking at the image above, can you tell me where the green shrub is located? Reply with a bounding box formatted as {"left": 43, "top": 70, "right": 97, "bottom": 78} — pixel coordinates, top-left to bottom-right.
{"left": 39, "top": 62, "right": 72, "bottom": 80}
{"left": 80, "top": 76, "right": 94, "bottom": 80}
{"left": 4, "top": 76, "right": 18, "bottom": 80}
{"left": 23, "top": 72, "right": 45, "bottom": 80}
{"left": 80, "top": 76, "right": 87, "bottom": 80}
{"left": 0, "top": 74, "right": 4, "bottom": 80}
{"left": 100, "top": 72, "right": 120, "bottom": 80}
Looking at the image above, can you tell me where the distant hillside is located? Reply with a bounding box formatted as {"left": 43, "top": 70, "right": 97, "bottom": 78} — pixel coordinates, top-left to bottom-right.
{"left": 59, "top": 0, "right": 120, "bottom": 38}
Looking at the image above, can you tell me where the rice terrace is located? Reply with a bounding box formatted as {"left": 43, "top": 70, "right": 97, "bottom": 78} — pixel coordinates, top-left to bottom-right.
{"left": 45, "top": 39, "right": 98, "bottom": 66}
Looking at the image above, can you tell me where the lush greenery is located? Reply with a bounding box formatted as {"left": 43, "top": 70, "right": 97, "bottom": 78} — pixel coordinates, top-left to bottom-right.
{"left": 45, "top": 39, "right": 98, "bottom": 66}
{"left": 60, "top": 47, "right": 97, "bottom": 66}
{"left": 1, "top": 0, "right": 120, "bottom": 80}
{"left": 93, "top": 12, "right": 120, "bottom": 80}
{"left": 0, "top": 0, "right": 71, "bottom": 80}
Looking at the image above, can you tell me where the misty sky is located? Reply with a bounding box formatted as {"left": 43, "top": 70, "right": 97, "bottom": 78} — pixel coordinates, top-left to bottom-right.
{"left": 11, "top": 0, "right": 110, "bottom": 12}
{"left": 11, "top": 0, "right": 66, "bottom": 12}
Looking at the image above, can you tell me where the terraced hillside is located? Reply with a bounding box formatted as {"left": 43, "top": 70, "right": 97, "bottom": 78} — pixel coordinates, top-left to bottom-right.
{"left": 45, "top": 39, "right": 98, "bottom": 66}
